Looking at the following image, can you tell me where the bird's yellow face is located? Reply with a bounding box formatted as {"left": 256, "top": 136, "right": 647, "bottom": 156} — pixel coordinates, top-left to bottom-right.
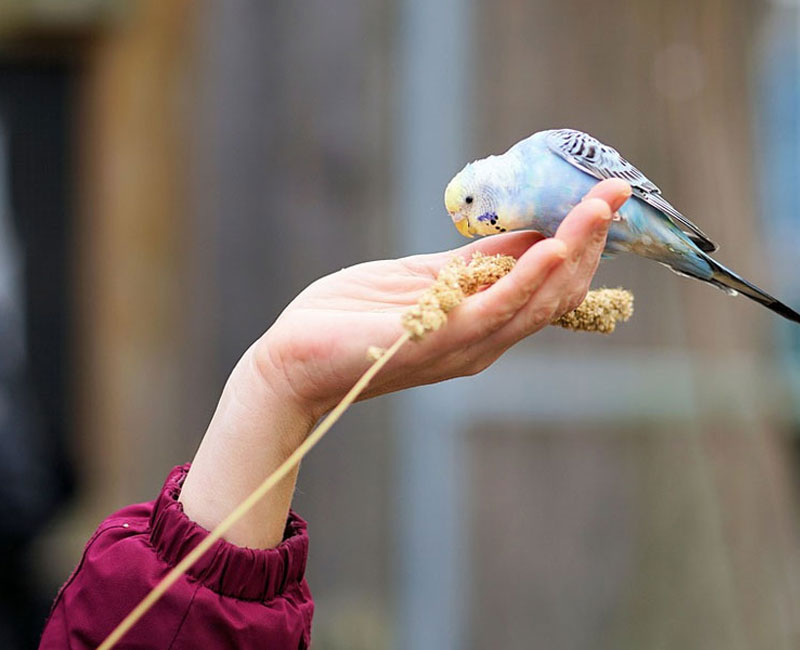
{"left": 444, "top": 173, "right": 476, "bottom": 237}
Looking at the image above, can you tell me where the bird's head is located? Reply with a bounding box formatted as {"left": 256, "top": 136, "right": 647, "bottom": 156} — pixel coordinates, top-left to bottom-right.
{"left": 444, "top": 159, "right": 509, "bottom": 238}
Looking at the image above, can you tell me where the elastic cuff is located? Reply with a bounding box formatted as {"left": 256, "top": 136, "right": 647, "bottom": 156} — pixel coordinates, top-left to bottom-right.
{"left": 149, "top": 463, "right": 309, "bottom": 601}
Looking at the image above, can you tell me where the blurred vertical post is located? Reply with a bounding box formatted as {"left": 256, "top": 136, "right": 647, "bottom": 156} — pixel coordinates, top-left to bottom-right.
{"left": 393, "top": 0, "right": 474, "bottom": 648}
{"left": 755, "top": 0, "right": 800, "bottom": 418}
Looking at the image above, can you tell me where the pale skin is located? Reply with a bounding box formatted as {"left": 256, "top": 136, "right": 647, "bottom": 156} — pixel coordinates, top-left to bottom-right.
{"left": 179, "top": 179, "right": 632, "bottom": 548}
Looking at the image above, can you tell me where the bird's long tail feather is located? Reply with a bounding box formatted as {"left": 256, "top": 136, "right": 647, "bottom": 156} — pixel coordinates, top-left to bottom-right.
{"left": 697, "top": 254, "right": 800, "bottom": 324}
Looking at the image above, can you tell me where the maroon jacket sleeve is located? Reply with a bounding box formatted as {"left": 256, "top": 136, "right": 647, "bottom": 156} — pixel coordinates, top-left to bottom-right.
{"left": 39, "top": 464, "right": 314, "bottom": 649}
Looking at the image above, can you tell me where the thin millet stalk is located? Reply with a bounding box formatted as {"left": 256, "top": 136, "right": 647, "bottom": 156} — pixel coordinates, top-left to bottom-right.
{"left": 97, "top": 331, "right": 411, "bottom": 650}
{"left": 99, "top": 251, "right": 633, "bottom": 648}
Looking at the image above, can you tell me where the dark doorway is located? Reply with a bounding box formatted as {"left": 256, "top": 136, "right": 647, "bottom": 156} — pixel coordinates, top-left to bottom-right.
{"left": 0, "top": 60, "right": 76, "bottom": 649}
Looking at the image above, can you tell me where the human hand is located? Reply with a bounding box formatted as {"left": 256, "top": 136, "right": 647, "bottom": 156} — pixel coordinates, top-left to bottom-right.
{"left": 180, "top": 178, "right": 630, "bottom": 548}
{"left": 255, "top": 178, "right": 632, "bottom": 420}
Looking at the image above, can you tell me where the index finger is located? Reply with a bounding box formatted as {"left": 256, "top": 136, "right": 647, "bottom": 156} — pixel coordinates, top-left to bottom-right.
{"left": 557, "top": 178, "right": 631, "bottom": 293}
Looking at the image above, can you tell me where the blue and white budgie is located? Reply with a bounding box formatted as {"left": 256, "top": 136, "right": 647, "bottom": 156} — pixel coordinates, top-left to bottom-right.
{"left": 445, "top": 128, "right": 800, "bottom": 324}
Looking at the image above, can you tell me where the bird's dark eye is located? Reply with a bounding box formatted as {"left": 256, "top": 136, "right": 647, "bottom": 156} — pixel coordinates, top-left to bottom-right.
{"left": 465, "top": 195, "right": 473, "bottom": 204}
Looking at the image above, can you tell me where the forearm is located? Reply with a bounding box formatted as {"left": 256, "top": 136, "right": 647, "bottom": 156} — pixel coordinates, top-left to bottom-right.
{"left": 179, "top": 342, "right": 316, "bottom": 549}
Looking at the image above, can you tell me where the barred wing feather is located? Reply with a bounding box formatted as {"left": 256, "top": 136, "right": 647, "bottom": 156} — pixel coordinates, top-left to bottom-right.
{"left": 544, "top": 129, "right": 717, "bottom": 252}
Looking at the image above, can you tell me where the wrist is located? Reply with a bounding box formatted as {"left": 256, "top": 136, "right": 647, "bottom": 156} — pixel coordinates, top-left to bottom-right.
{"left": 178, "top": 343, "right": 317, "bottom": 548}
{"left": 252, "top": 325, "right": 333, "bottom": 424}
{"left": 240, "top": 341, "right": 318, "bottom": 447}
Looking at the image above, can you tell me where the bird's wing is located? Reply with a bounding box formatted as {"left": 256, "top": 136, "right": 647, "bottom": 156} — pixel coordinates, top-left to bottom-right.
{"left": 544, "top": 128, "right": 718, "bottom": 252}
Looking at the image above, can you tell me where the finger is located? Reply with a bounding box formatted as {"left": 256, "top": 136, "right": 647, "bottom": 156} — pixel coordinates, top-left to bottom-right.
{"left": 549, "top": 180, "right": 631, "bottom": 310}
{"left": 553, "top": 197, "right": 612, "bottom": 268}
{"left": 557, "top": 196, "right": 613, "bottom": 310}
{"left": 488, "top": 197, "right": 613, "bottom": 344}
{"left": 445, "top": 237, "right": 568, "bottom": 342}
{"left": 400, "top": 230, "right": 544, "bottom": 277}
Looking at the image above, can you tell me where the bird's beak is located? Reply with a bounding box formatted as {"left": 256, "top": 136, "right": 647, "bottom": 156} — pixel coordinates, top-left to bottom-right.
{"left": 454, "top": 217, "right": 473, "bottom": 238}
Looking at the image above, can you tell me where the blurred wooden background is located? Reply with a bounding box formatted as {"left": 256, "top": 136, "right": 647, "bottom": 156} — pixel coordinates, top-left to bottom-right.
{"left": 1, "top": 0, "right": 798, "bottom": 648}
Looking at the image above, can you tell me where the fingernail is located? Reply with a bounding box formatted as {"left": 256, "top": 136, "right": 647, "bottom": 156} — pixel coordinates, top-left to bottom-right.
{"left": 609, "top": 185, "right": 633, "bottom": 211}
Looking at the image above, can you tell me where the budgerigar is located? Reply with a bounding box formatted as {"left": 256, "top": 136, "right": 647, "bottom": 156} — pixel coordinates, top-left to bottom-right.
{"left": 445, "top": 128, "right": 800, "bottom": 324}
